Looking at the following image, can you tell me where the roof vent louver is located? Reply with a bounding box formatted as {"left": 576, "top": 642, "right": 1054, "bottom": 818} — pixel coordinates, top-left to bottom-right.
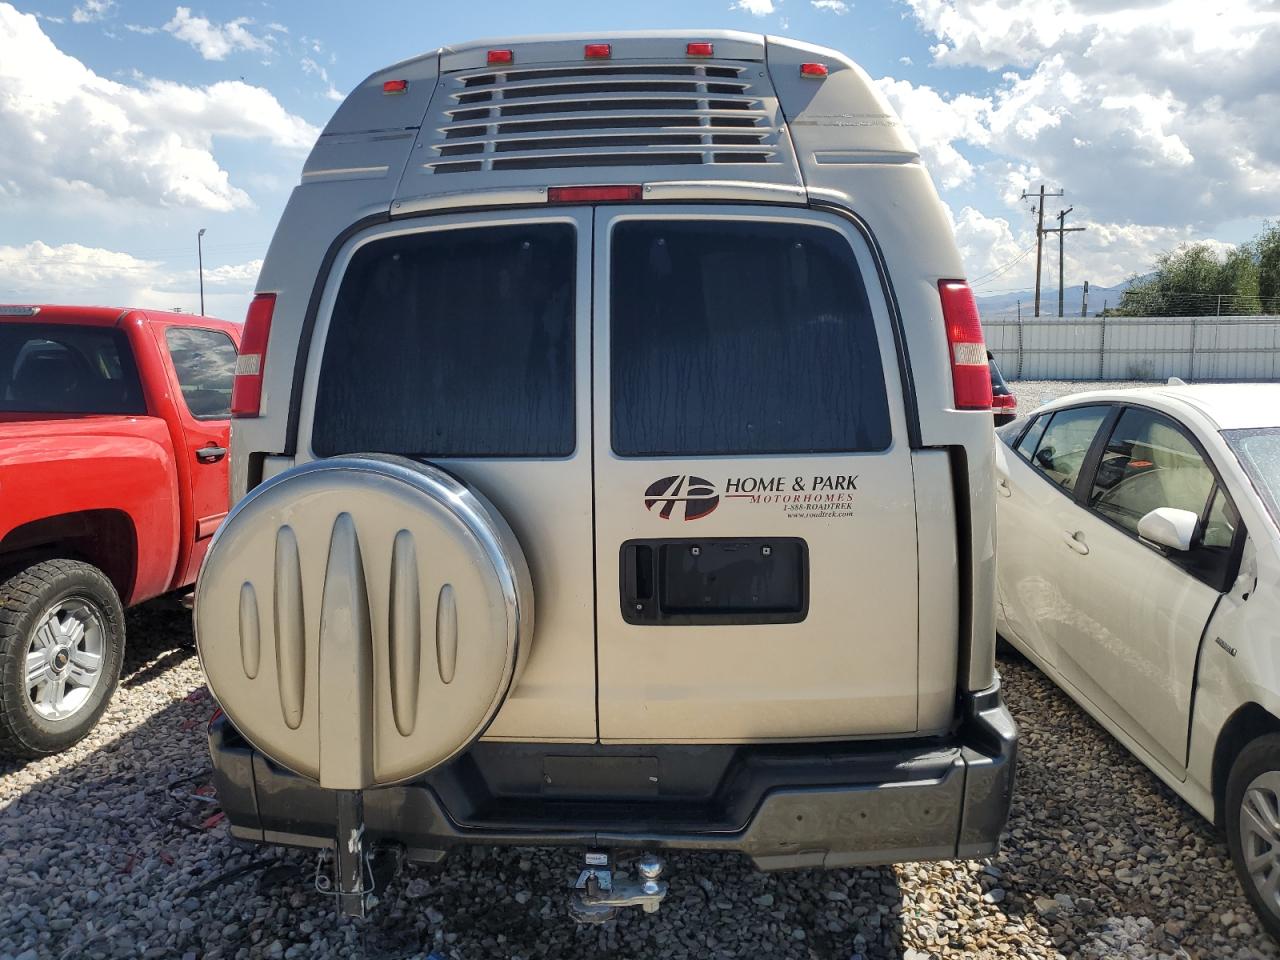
{"left": 420, "top": 61, "right": 788, "bottom": 176}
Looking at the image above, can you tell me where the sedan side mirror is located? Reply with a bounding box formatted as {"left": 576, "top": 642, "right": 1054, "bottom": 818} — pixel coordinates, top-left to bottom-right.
{"left": 1137, "top": 507, "right": 1199, "bottom": 552}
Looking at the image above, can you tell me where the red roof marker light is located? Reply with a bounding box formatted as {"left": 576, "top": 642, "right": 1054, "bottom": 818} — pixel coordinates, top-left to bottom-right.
{"left": 382, "top": 79, "right": 408, "bottom": 94}
{"left": 584, "top": 43, "right": 612, "bottom": 59}
{"left": 487, "top": 49, "right": 514, "bottom": 65}
{"left": 800, "top": 62, "right": 829, "bottom": 78}
{"left": 687, "top": 42, "right": 714, "bottom": 57}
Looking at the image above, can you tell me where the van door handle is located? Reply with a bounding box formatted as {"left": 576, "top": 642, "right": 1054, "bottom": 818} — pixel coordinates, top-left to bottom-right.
{"left": 197, "top": 445, "right": 227, "bottom": 463}
{"left": 996, "top": 477, "right": 1011, "bottom": 498}
{"left": 1062, "top": 530, "right": 1089, "bottom": 555}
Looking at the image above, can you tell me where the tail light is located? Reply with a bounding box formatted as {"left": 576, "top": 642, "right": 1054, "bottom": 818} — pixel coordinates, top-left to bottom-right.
{"left": 231, "top": 293, "right": 275, "bottom": 418}
{"left": 938, "top": 280, "right": 993, "bottom": 410}
{"left": 992, "top": 393, "right": 1017, "bottom": 412}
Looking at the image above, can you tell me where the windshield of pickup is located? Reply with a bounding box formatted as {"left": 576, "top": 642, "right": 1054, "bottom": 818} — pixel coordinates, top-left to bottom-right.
{"left": 1224, "top": 427, "right": 1280, "bottom": 526}
{"left": 0, "top": 323, "right": 146, "bottom": 415}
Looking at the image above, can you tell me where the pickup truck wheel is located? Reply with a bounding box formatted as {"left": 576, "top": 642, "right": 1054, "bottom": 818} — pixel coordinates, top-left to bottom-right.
{"left": 1226, "top": 733, "right": 1280, "bottom": 941}
{"left": 0, "top": 559, "right": 126, "bottom": 758}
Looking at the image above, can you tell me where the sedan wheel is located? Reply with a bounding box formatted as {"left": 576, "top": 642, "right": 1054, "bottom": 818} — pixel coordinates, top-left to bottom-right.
{"left": 1226, "top": 734, "right": 1280, "bottom": 940}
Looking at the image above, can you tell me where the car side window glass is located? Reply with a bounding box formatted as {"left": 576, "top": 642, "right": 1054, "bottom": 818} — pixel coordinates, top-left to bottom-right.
{"left": 1028, "top": 406, "right": 1108, "bottom": 492}
{"left": 1202, "top": 486, "right": 1240, "bottom": 550}
{"left": 1089, "top": 408, "right": 1214, "bottom": 536}
{"left": 1014, "top": 415, "right": 1048, "bottom": 459}
{"left": 164, "top": 328, "right": 237, "bottom": 420}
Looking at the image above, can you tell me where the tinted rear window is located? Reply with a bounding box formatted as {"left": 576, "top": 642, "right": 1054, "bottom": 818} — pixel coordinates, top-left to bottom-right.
{"left": 609, "top": 220, "right": 889, "bottom": 456}
{"left": 313, "top": 223, "right": 576, "bottom": 458}
{"left": 0, "top": 323, "right": 145, "bottom": 415}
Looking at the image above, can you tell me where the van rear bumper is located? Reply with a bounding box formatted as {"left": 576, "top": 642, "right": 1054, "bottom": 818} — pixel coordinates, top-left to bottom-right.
{"left": 208, "top": 682, "right": 1015, "bottom": 870}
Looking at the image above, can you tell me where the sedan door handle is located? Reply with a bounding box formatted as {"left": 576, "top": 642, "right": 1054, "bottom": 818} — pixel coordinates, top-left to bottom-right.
{"left": 196, "top": 445, "right": 227, "bottom": 463}
{"left": 1062, "top": 530, "right": 1089, "bottom": 555}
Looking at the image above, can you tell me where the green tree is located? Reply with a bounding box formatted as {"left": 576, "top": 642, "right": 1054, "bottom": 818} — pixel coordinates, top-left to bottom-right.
{"left": 1254, "top": 221, "right": 1280, "bottom": 313}
{"left": 1116, "top": 242, "right": 1261, "bottom": 317}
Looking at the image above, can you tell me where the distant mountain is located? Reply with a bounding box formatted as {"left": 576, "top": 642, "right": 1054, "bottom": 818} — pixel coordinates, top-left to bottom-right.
{"left": 977, "top": 276, "right": 1145, "bottom": 318}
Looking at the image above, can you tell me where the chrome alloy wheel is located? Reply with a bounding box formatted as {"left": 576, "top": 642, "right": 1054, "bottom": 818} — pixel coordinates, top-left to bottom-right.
{"left": 1240, "top": 770, "right": 1280, "bottom": 912}
{"left": 24, "top": 597, "right": 107, "bottom": 722}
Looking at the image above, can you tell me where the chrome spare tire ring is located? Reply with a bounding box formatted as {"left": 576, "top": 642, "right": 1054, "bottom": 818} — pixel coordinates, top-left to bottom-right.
{"left": 25, "top": 596, "right": 107, "bottom": 722}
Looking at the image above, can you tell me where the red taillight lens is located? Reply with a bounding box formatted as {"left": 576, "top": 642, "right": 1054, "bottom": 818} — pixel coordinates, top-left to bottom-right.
{"left": 584, "top": 43, "right": 612, "bottom": 59}
{"left": 382, "top": 79, "right": 408, "bottom": 94}
{"left": 938, "top": 280, "right": 993, "bottom": 410}
{"left": 686, "top": 42, "right": 714, "bottom": 57}
{"left": 992, "top": 393, "right": 1017, "bottom": 410}
{"left": 800, "top": 62, "right": 829, "bottom": 78}
{"left": 231, "top": 293, "right": 275, "bottom": 418}
{"left": 548, "top": 184, "right": 643, "bottom": 203}
{"left": 487, "top": 49, "right": 513, "bottom": 65}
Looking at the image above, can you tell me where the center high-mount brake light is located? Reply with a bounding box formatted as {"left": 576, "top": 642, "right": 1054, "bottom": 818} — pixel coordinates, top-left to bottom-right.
{"left": 686, "top": 42, "right": 714, "bottom": 57}
{"left": 231, "top": 293, "right": 275, "bottom": 418}
{"left": 548, "top": 185, "right": 643, "bottom": 203}
{"left": 584, "top": 43, "right": 612, "bottom": 59}
{"left": 800, "top": 62, "right": 829, "bottom": 78}
{"left": 487, "top": 49, "right": 513, "bottom": 65}
{"left": 938, "top": 280, "right": 993, "bottom": 410}
{"left": 382, "top": 79, "right": 408, "bottom": 94}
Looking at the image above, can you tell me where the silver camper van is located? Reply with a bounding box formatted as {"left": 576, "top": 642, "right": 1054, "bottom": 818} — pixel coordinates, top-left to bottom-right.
{"left": 196, "top": 31, "right": 1016, "bottom": 919}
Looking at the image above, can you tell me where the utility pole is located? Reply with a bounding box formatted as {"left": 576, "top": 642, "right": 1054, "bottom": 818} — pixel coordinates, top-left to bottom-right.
{"left": 1020, "top": 184, "right": 1063, "bottom": 317}
{"left": 1042, "top": 206, "right": 1085, "bottom": 317}
{"left": 1081, "top": 280, "right": 1089, "bottom": 317}
{"left": 197, "top": 228, "right": 207, "bottom": 316}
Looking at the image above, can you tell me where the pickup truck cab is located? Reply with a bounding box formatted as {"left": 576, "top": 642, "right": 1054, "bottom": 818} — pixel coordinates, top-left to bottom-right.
{"left": 0, "top": 304, "right": 239, "bottom": 756}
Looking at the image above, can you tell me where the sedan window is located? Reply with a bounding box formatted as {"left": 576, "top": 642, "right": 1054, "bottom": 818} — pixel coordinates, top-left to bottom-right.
{"left": 1027, "top": 406, "right": 1109, "bottom": 493}
{"left": 1089, "top": 408, "right": 1214, "bottom": 536}
{"left": 1089, "top": 406, "right": 1242, "bottom": 590}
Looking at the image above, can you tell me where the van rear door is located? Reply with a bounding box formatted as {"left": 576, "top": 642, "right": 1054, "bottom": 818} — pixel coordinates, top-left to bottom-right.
{"left": 592, "top": 207, "right": 922, "bottom": 742}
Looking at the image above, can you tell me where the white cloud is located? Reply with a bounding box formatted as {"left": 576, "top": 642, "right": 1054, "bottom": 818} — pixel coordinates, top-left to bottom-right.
{"left": 0, "top": 241, "right": 260, "bottom": 318}
{"left": 163, "top": 6, "right": 272, "bottom": 61}
{"left": 71, "top": 0, "right": 114, "bottom": 24}
{"left": 124, "top": 23, "right": 158, "bottom": 35}
{"left": 875, "top": 77, "right": 989, "bottom": 188}
{"left": 898, "top": 55, "right": 913, "bottom": 65}
{"left": 732, "top": 0, "right": 776, "bottom": 14}
{"left": 301, "top": 56, "right": 343, "bottom": 102}
{"left": 898, "top": 0, "right": 1280, "bottom": 228}
{"left": 0, "top": 4, "right": 318, "bottom": 214}
{"left": 812, "top": 0, "right": 849, "bottom": 11}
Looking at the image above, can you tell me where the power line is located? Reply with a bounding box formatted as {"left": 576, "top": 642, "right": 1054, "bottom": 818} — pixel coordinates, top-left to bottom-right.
{"left": 971, "top": 244, "right": 1037, "bottom": 288}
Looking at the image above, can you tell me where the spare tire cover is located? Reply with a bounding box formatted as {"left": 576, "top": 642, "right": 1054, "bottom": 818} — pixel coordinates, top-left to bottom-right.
{"left": 196, "top": 455, "right": 532, "bottom": 789}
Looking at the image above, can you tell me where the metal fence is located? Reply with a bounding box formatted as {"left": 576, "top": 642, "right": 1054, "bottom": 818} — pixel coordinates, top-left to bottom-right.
{"left": 983, "top": 316, "right": 1280, "bottom": 381}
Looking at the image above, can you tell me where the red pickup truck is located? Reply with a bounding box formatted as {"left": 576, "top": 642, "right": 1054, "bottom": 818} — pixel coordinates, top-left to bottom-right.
{"left": 0, "top": 305, "right": 239, "bottom": 757}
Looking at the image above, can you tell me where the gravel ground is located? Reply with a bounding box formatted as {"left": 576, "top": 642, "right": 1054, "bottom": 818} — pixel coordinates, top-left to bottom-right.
{"left": 2, "top": 379, "right": 1272, "bottom": 960}
{"left": 2, "top": 605, "right": 1274, "bottom": 959}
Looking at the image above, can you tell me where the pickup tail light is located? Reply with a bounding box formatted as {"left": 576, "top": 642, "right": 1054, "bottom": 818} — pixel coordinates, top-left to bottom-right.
{"left": 938, "top": 280, "right": 993, "bottom": 410}
{"left": 992, "top": 393, "right": 1017, "bottom": 412}
{"left": 232, "top": 293, "right": 275, "bottom": 418}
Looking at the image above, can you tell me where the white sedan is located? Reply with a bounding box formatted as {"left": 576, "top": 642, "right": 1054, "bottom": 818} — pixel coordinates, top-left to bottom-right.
{"left": 994, "top": 383, "right": 1280, "bottom": 935}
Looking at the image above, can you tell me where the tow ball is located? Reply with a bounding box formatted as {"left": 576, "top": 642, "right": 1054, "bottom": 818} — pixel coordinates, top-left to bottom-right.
{"left": 569, "top": 849, "right": 668, "bottom": 923}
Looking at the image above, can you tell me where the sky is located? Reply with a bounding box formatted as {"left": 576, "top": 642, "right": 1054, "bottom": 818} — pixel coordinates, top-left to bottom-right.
{"left": 1, "top": 0, "right": 1278, "bottom": 321}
